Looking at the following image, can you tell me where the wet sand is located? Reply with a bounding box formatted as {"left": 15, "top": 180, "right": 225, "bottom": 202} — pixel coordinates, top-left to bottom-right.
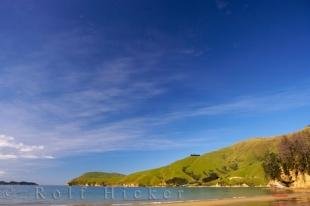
{"left": 158, "top": 193, "right": 308, "bottom": 206}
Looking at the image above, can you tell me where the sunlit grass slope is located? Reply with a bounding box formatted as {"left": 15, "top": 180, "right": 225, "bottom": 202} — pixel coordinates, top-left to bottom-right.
{"left": 69, "top": 127, "right": 310, "bottom": 186}
{"left": 120, "top": 137, "right": 280, "bottom": 186}
{"left": 68, "top": 172, "right": 125, "bottom": 186}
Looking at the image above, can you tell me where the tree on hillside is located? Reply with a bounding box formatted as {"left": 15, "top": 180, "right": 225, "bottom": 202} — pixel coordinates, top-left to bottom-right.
{"left": 202, "top": 171, "right": 219, "bottom": 183}
{"left": 278, "top": 136, "right": 296, "bottom": 175}
{"left": 263, "top": 152, "right": 281, "bottom": 180}
{"left": 278, "top": 134, "right": 310, "bottom": 176}
{"left": 263, "top": 131, "right": 310, "bottom": 184}
{"left": 182, "top": 166, "right": 201, "bottom": 182}
{"left": 165, "top": 177, "right": 188, "bottom": 186}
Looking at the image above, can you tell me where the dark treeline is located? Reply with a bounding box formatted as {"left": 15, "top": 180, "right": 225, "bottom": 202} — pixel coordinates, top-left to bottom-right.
{"left": 263, "top": 129, "right": 310, "bottom": 186}
{"left": 0, "top": 181, "right": 38, "bottom": 185}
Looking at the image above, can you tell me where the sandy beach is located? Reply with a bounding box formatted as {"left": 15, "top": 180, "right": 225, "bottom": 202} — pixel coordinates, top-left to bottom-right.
{"left": 158, "top": 193, "right": 307, "bottom": 206}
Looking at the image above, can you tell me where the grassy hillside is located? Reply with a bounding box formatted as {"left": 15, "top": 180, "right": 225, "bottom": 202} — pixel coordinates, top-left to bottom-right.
{"left": 68, "top": 172, "right": 125, "bottom": 186}
{"left": 120, "top": 137, "right": 280, "bottom": 186}
{"left": 69, "top": 127, "right": 310, "bottom": 187}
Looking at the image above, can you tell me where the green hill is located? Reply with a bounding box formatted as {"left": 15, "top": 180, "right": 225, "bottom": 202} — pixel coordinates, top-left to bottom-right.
{"left": 68, "top": 172, "right": 125, "bottom": 186}
{"left": 68, "top": 127, "right": 310, "bottom": 187}
{"left": 119, "top": 137, "right": 280, "bottom": 186}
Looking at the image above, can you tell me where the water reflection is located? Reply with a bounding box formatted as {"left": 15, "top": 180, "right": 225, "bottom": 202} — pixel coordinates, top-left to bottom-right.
{"left": 231, "top": 196, "right": 310, "bottom": 206}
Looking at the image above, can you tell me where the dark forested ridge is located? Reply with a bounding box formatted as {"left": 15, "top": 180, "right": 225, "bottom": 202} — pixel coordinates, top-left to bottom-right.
{"left": 0, "top": 181, "right": 38, "bottom": 185}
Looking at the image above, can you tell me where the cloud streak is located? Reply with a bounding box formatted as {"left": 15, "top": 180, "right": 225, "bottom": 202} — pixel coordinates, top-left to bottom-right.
{"left": 151, "top": 86, "right": 310, "bottom": 124}
{"left": 0, "top": 29, "right": 184, "bottom": 160}
{"left": 0, "top": 134, "right": 53, "bottom": 160}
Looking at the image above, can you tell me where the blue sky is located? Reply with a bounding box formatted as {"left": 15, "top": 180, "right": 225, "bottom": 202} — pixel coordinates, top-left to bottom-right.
{"left": 0, "top": 0, "right": 310, "bottom": 184}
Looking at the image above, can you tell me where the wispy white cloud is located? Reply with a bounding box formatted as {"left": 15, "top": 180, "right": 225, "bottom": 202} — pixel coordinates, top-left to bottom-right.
{"left": 149, "top": 86, "right": 310, "bottom": 124}
{"left": 0, "top": 29, "right": 184, "bottom": 162}
{"left": 0, "top": 154, "right": 17, "bottom": 160}
{"left": 43, "top": 86, "right": 310, "bottom": 155}
{"left": 0, "top": 134, "right": 52, "bottom": 160}
{"left": 1, "top": 74, "right": 310, "bottom": 159}
{"left": 0, "top": 170, "right": 6, "bottom": 176}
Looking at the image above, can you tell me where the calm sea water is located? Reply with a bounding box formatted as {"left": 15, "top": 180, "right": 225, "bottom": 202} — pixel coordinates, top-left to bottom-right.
{"left": 0, "top": 185, "right": 306, "bottom": 206}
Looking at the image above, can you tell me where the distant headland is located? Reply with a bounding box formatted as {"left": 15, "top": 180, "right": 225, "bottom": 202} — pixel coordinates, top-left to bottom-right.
{"left": 0, "top": 181, "right": 38, "bottom": 185}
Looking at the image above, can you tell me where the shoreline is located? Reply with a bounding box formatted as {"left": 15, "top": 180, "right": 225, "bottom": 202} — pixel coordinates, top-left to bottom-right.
{"left": 157, "top": 193, "right": 307, "bottom": 206}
